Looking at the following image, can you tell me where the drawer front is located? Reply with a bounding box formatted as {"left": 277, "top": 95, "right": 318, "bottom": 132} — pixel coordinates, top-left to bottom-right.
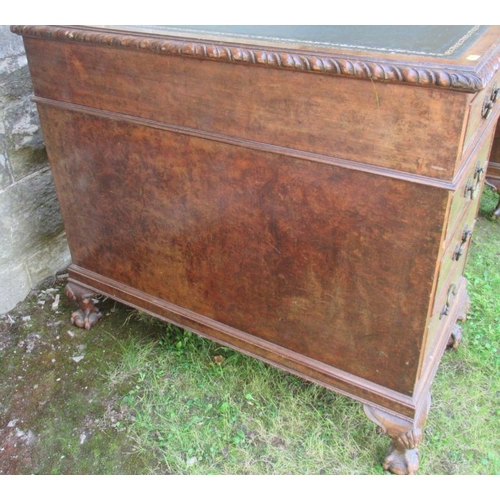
{"left": 463, "top": 73, "right": 500, "bottom": 154}
{"left": 446, "top": 128, "right": 494, "bottom": 241}
{"left": 424, "top": 276, "right": 467, "bottom": 368}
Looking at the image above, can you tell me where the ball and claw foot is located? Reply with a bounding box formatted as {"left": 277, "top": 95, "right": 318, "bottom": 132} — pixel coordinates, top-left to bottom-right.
{"left": 65, "top": 282, "right": 102, "bottom": 330}
{"left": 70, "top": 302, "right": 102, "bottom": 330}
{"left": 364, "top": 393, "right": 430, "bottom": 475}
{"left": 447, "top": 324, "right": 463, "bottom": 350}
{"left": 447, "top": 291, "right": 469, "bottom": 351}
{"left": 383, "top": 440, "right": 420, "bottom": 475}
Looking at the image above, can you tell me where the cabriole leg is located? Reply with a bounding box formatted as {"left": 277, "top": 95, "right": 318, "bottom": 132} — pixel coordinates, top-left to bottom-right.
{"left": 363, "top": 393, "right": 431, "bottom": 475}
{"left": 65, "top": 281, "right": 102, "bottom": 330}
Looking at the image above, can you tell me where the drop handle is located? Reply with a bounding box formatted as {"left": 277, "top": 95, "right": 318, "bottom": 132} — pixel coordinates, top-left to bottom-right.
{"left": 482, "top": 82, "right": 499, "bottom": 119}
{"left": 440, "top": 284, "right": 457, "bottom": 320}
{"left": 452, "top": 225, "right": 473, "bottom": 261}
{"left": 492, "top": 82, "right": 500, "bottom": 102}
{"left": 464, "top": 161, "right": 485, "bottom": 200}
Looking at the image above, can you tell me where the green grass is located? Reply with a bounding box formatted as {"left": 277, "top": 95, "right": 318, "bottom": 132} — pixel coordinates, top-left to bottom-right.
{"left": 108, "top": 324, "right": 380, "bottom": 474}
{"left": 1, "top": 187, "right": 499, "bottom": 475}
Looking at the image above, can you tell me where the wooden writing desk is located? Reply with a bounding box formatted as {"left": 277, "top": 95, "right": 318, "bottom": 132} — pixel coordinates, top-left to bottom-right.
{"left": 12, "top": 25, "right": 500, "bottom": 473}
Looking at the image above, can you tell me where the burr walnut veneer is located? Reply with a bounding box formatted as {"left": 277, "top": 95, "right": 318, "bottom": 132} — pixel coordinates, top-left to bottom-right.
{"left": 12, "top": 25, "right": 500, "bottom": 474}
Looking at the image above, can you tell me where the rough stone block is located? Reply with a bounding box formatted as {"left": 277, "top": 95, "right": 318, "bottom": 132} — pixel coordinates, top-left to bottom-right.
{"left": 0, "top": 59, "right": 33, "bottom": 99}
{"left": 0, "top": 129, "right": 12, "bottom": 189}
{"left": 1, "top": 64, "right": 47, "bottom": 181}
{"left": 0, "top": 26, "right": 25, "bottom": 60}
{"left": 0, "top": 169, "right": 64, "bottom": 264}
{"left": 0, "top": 261, "right": 31, "bottom": 314}
{"left": 26, "top": 232, "right": 71, "bottom": 287}
{"left": 0, "top": 26, "right": 71, "bottom": 314}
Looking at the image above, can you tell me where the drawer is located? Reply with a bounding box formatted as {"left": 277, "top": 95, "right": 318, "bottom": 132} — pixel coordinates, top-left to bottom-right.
{"left": 423, "top": 276, "right": 467, "bottom": 371}
{"left": 427, "top": 283, "right": 458, "bottom": 344}
{"left": 445, "top": 128, "right": 494, "bottom": 241}
{"left": 434, "top": 209, "right": 477, "bottom": 314}
{"left": 463, "top": 73, "right": 500, "bottom": 154}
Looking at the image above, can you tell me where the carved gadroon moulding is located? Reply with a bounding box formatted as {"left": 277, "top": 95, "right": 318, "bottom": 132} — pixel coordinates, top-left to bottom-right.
{"left": 10, "top": 25, "right": 500, "bottom": 92}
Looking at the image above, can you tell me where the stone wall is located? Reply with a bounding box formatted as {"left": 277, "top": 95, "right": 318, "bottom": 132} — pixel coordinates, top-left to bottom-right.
{"left": 0, "top": 26, "right": 71, "bottom": 314}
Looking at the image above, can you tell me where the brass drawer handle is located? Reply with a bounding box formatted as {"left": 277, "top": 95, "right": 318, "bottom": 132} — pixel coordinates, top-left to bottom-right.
{"left": 452, "top": 225, "right": 473, "bottom": 261}
{"left": 482, "top": 82, "right": 499, "bottom": 119}
{"left": 464, "top": 161, "right": 485, "bottom": 200}
{"left": 440, "top": 284, "right": 457, "bottom": 320}
{"left": 491, "top": 82, "right": 499, "bottom": 102}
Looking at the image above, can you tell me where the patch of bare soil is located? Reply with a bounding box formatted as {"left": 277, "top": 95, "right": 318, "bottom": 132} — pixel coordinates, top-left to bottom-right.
{"left": 0, "top": 275, "right": 153, "bottom": 474}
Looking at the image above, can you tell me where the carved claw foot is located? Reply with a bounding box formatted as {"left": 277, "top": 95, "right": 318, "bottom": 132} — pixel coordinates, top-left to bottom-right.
{"left": 65, "top": 282, "right": 102, "bottom": 330}
{"left": 70, "top": 306, "right": 102, "bottom": 330}
{"left": 364, "top": 393, "right": 430, "bottom": 475}
{"left": 447, "top": 289, "right": 469, "bottom": 350}
{"left": 447, "top": 324, "right": 463, "bottom": 350}
{"left": 382, "top": 434, "right": 421, "bottom": 475}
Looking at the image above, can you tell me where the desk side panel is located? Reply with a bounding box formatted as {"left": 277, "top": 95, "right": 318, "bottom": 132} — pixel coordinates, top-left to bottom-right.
{"left": 37, "top": 104, "right": 447, "bottom": 395}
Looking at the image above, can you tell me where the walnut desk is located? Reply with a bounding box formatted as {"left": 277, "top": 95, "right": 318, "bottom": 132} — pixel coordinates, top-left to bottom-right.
{"left": 12, "top": 25, "right": 500, "bottom": 474}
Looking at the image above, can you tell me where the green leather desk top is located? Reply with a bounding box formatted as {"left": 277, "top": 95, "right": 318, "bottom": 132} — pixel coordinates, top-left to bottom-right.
{"left": 114, "top": 25, "right": 487, "bottom": 58}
